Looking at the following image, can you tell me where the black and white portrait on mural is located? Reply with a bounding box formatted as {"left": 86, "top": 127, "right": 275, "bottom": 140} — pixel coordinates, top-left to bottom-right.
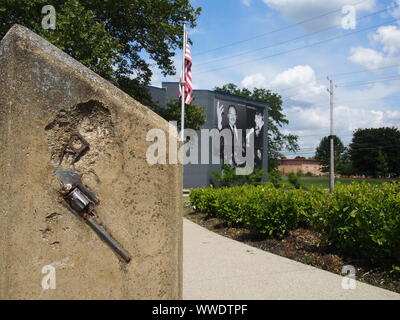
{"left": 246, "top": 107, "right": 264, "bottom": 169}
{"left": 215, "top": 99, "right": 264, "bottom": 170}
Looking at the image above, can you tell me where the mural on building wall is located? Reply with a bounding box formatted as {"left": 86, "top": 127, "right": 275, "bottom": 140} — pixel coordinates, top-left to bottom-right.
{"left": 215, "top": 99, "right": 265, "bottom": 170}
{"left": 246, "top": 105, "right": 265, "bottom": 169}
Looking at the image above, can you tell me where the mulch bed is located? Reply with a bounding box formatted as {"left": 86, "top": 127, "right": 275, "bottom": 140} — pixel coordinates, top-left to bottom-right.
{"left": 184, "top": 206, "right": 400, "bottom": 294}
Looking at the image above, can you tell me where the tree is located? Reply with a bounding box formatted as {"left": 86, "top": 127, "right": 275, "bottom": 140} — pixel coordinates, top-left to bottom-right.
{"left": 336, "top": 148, "right": 353, "bottom": 176}
{"left": 314, "top": 136, "right": 346, "bottom": 173}
{"left": 376, "top": 148, "right": 390, "bottom": 177}
{"left": 349, "top": 127, "right": 400, "bottom": 177}
{"left": 151, "top": 99, "right": 206, "bottom": 131}
{"left": 213, "top": 84, "right": 299, "bottom": 170}
{"left": 0, "top": 0, "right": 201, "bottom": 105}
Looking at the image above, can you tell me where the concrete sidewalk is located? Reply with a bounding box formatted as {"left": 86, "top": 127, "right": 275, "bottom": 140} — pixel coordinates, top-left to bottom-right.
{"left": 183, "top": 218, "right": 400, "bottom": 300}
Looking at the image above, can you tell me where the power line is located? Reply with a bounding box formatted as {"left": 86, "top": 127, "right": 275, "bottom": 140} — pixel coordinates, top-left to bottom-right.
{"left": 280, "top": 144, "right": 400, "bottom": 153}
{"left": 281, "top": 92, "right": 326, "bottom": 102}
{"left": 337, "top": 76, "right": 400, "bottom": 87}
{"left": 295, "top": 133, "right": 354, "bottom": 138}
{"left": 196, "top": 5, "right": 393, "bottom": 67}
{"left": 282, "top": 140, "right": 400, "bottom": 150}
{"left": 335, "top": 95, "right": 399, "bottom": 104}
{"left": 281, "top": 148, "right": 318, "bottom": 152}
{"left": 277, "top": 64, "right": 399, "bottom": 95}
{"left": 197, "top": 24, "right": 336, "bottom": 67}
{"left": 282, "top": 74, "right": 400, "bottom": 101}
{"left": 197, "top": 18, "right": 399, "bottom": 75}
{"left": 327, "top": 64, "right": 399, "bottom": 79}
{"left": 351, "top": 146, "right": 400, "bottom": 151}
{"left": 192, "top": 0, "right": 371, "bottom": 57}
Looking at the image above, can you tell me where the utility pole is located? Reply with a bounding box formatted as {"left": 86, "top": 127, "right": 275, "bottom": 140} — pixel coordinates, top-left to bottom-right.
{"left": 327, "top": 78, "right": 335, "bottom": 193}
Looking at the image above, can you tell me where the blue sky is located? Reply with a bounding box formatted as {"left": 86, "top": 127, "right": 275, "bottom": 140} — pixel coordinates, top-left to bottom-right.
{"left": 151, "top": 0, "right": 400, "bottom": 158}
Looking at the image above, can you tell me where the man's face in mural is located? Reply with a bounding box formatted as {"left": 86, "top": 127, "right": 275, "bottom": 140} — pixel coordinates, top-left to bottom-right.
{"left": 227, "top": 106, "right": 237, "bottom": 127}
{"left": 255, "top": 112, "right": 263, "bottom": 130}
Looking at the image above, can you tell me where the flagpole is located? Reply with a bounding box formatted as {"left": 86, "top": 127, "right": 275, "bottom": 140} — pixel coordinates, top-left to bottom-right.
{"left": 180, "top": 22, "right": 186, "bottom": 142}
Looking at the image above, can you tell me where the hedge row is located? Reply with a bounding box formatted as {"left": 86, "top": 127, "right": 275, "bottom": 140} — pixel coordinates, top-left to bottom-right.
{"left": 312, "top": 182, "right": 400, "bottom": 264}
{"left": 189, "top": 184, "right": 326, "bottom": 237}
{"left": 189, "top": 182, "right": 400, "bottom": 264}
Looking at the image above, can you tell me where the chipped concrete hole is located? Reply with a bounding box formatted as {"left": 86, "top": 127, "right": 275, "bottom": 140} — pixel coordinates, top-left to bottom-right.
{"left": 45, "top": 100, "right": 115, "bottom": 189}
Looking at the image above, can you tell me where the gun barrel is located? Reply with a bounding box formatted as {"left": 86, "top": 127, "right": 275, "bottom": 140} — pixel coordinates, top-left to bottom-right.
{"left": 85, "top": 216, "right": 131, "bottom": 263}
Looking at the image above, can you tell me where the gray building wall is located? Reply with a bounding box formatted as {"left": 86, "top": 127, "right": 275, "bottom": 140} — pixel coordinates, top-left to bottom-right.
{"left": 147, "top": 85, "right": 166, "bottom": 107}
{"left": 147, "top": 82, "right": 268, "bottom": 188}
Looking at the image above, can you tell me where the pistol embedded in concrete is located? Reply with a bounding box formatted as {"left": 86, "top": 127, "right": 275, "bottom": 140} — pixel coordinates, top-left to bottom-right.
{"left": 56, "top": 168, "right": 131, "bottom": 263}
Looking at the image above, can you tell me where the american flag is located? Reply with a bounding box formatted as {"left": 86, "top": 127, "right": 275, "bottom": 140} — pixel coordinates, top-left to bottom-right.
{"left": 179, "top": 42, "right": 193, "bottom": 104}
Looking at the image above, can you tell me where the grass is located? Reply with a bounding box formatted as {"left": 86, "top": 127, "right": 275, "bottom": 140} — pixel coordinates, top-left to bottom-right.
{"left": 281, "top": 176, "right": 399, "bottom": 188}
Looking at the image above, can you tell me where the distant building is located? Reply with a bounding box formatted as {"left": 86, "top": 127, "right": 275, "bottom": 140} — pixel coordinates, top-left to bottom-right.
{"left": 277, "top": 158, "right": 324, "bottom": 176}
{"left": 147, "top": 82, "right": 269, "bottom": 188}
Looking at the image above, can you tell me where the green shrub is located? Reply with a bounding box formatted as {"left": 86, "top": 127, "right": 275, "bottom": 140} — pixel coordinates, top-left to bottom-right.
{"left": 241, "top": 186, "right": 299, "bottom": 237}
{"left": 243, "top": 168, "right": 264, "bottom": 185}
{"left": 311, "top": 182, "right": 400, "bottom": 264}
{"left": 189, "top": 183, "right": 316, "bottom": 237}
{"left": 297, "top": 170, "right": 304, "bottom": 177}
{"left": 291, "top": 185, "right": 328, "bottom": 227}
{"left": 211, "top": 165, "right": 264, "bottom": 187}
{"left": 211, "top": 165, "right": 237, "bottom": 187}
{"left": 288, "top": 172, "right": 301, "bottom": 189}
{"left": 189, "top": 187, "right": 218, "bottom": 217}
{"left": 190, "top": 181, "right": 400, "bottom": 265}
{"left": 269, "top": 169, "right": 282, "bottom": 188}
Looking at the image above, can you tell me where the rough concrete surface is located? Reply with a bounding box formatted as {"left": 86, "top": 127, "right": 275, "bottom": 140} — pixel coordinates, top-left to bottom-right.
{"left": 183, "top": 219, "right": 400, "bottom": 300}
{"left": 0, "top": 25, "right": 183, "bottom": 299}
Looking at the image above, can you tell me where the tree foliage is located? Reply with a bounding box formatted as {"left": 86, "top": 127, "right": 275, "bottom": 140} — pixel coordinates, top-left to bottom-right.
{"left": 314, "top": 136, "right": 347, "bottom": 173}
{"left": 151, "top": 99, "right": 206, "bottom": 131}
{"left": 213, "top": 83, "right": 299, "bottom": 170}
{"left": 349, "top": 127, "right": 400, "bottom": 177}
{"left": 211, "top": 165, "right": 264, "bottom": 188}
{"left": 376, "top": 147, "right": 390, "bottom": 177}
{"left": 0, "top": 0, "right": 201, "bottom": 104}
{"left": 336, "top": 148, "right": 353, "bottom": 176}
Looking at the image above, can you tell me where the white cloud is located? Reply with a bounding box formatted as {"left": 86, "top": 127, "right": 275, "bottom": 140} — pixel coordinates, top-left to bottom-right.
{"left": 285, "top": 105, "right": 329, "bottom": 132}
{"left": 334, "top": 105, "right": 383, "bottom": 131}
{"left": 388, "top": 0, "right": 400, "bottom": 20}
{"left": 241, "top": 65, "right": 326, "bottom": 103}
{"left": 332, "top": 105, "right": 393, "bottom": 131}
{"left": 270, "top": 65, "right": 316, "bottom": 87}
{"left": 281, "top": 78, "right": 400, "bottom": 157}
{"left": 271, "top": 65, "right": 326, "bottom": 103}
{"left": 335, "top": 82, "right": 399, "bottom": 108}
{"left": 292, "top": 83, "right": 399, "bottom": 132}
{"left": 241, "top": 0, "right": 252, "bottom": 7}
{"left": 348, "top": 25, "right": 400, "bottom": 69}
{"left": 348, "top": 46, "right": 386, "bottom": 69}
{"left": 372, "top": 25, "right": 400, "bottom": 55}
{"left": 241, "top": 73, "right": 267, "bottom": 88}
{"left": 387, "top": 110, "right": 400, "bottom": 120}
{"left": 335, "top": 104, "right": 400, "bottom": 131}
{"left": 283, "top": 102, "right": 400, "bottom": 153}
{"left": 262, "top": 0, "right": 376, "bottom": 29}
